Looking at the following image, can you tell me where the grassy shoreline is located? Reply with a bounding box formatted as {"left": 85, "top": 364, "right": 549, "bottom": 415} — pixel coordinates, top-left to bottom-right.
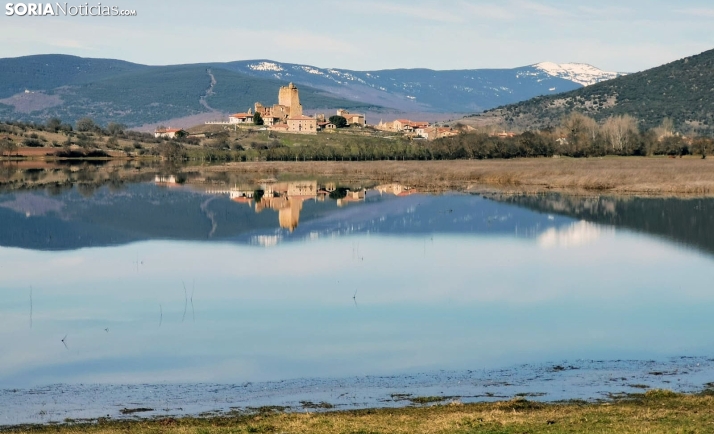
{"left": 5, "top": 391, "right": 714, "bottom": 433}
{"left": 199, "top": 157, "right": 714, "bottom": 197}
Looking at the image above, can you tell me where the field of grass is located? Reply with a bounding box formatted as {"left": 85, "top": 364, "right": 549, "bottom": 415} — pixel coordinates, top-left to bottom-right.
{"left": 204, "top": 157, "right": 714, "bottom": 196}
{"left": 6, "top": 391, "right": 714, "bottom": 433}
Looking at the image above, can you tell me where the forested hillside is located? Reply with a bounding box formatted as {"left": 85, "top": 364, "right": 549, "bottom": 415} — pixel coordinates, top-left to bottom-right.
{"left": 476, "top": 48, "right": 714, "bottom": 134}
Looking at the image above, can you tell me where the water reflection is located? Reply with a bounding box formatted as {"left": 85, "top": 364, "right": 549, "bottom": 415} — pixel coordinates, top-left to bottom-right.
{"left": 1, "top": 167, "right": 714, "bottom": 410}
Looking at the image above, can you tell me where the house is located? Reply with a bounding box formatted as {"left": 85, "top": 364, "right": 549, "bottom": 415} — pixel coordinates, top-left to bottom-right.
{"left": 287, "top": 115, "right": 317, "bottom": 134}
{"left": 261, "top": 116, "right": 281, "bottom": 126}
{"left": 154, "top": 128, "right": 185, "bottom": 139}
{"left": 388, "top": 119, "right": 429, "bottom": 132}
{"left": 336, "top": 109, "right": 366, "bottom": 126}
{"left": 417, "top": 126, "right": 458, "bottom": 140}
{"left": 229, "top": 111, "right": 254, "bottom": 124}
{"left": 269, "top": 123, "right": 290, "bottom": 132}
{"left": 317, "top": 122, "right": 336, "bottom": 131}
{"left": 392, "top": 119, "right": 412, "bottom": 132}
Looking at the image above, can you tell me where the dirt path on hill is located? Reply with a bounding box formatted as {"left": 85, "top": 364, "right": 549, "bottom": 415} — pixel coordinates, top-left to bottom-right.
{"left": 199, "top": 69, "right": 218, "bottom": 112}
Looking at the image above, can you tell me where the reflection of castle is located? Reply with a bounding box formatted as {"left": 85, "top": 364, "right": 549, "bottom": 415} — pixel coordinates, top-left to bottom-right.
{"left": 337, "top": 189, "right": 366, "bottom": 207}
{"left": 374, "top": 183, "right": 416, "bottom": 196}
{"left": 255, "top": 181, "right": 317, "bottom": 232}
{"left": 220, "top": 181, "right": 416, "bottom": 232}
{"left": 230, "top": 187, "right": 254, "bottom": 205}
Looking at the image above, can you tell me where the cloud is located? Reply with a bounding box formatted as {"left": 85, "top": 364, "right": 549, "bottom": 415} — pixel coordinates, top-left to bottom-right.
{"left": 675, "top": 7, "right": 714, "bottom": 18}
{"left": 360, "top": 2, "right": 464, "bottom": 23}
{"left": 49, "top": 39, "right": 96, "bottom": 50}
{"left": 576, "top": 5, "right": 634, "bottom": 18}
{"left": 513, "top": 0, "right": 570, "bottom": 18}
{"left": 461, "top": 2, "right": 515, "bottom": 20}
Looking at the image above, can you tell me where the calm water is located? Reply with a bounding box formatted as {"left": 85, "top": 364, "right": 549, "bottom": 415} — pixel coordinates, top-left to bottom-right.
{"left": 2, "top": 172, "right": 714, "bottom": 423}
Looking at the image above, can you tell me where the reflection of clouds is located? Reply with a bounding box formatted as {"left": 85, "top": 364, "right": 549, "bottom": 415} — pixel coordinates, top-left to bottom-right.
{"left": 538, "top": 221, "right": 613, "bottom": 249}
{"left": 0, "top": 194, "right": 64, "bottom": 217}
{"left": 48, "top": 256, "right": 85, "bottom": 267}
{"left": 251, "top": 235, "right": 282, "bottom": 247}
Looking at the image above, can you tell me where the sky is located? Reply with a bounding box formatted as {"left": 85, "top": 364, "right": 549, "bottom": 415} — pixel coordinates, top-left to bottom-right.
{"left": 0, "top": 0, "right": 713, "bottom": 72}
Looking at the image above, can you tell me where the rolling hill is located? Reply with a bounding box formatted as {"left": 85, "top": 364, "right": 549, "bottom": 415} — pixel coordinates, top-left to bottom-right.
{"left": 0, "top": 54, "right": 623, "bottom": 128}
{"left": 0, "top": 55, "right": 381, "bottom": 127}
{"left": 471, "top": 48, "right": 714, "bottom": 134}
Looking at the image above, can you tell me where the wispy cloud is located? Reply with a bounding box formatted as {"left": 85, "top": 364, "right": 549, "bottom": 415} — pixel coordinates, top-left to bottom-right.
{"left": 461, "top": 2, "right": 515, "bottom": 21}
{"left": 49, "top": 39, "right": 96, "bottom": 50}
{"left": 576, "top": 5, "right": 634, "bottom": 18}
{"left": 675, "top": 7, "right": 714, "bottom": 18}
{"left": 512, "top": 0, "right": 570, "bottom": 18}
{"left": 360, "top": 2, "right": 464, "bottom": 23}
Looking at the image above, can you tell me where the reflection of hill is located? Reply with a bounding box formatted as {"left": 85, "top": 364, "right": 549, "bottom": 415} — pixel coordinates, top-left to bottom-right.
{"left": 0, "top": 184, "right": 576, "bottom": 251}
{"left": 493, "top": 194, "right": 714, "bottom": 257}
{"left": 0, "top": 182, "right": 363, "bottom": 250}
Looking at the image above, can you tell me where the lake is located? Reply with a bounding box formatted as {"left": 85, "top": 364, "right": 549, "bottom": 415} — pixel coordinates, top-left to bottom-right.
{"left": 1, "top": 167, "right": 714, "bottom": 424}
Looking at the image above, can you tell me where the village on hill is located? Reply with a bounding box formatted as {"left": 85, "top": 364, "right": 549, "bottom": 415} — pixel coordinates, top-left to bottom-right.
{"left": 155, "top": 82, "right": 463, "bottom": 141}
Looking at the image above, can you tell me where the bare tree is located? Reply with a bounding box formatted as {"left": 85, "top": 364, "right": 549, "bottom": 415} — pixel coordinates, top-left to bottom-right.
{"left": 602, "top": 115, "right": 638, "bottom": 152}
{"left": 652, "top": 117, "right": 675, "bottom": 140}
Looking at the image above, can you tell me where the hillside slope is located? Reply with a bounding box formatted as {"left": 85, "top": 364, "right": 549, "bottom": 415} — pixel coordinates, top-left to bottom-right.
{"left": 473, "top": 48, "right": 714, "bottom": 133}
{"left": 0, "top": 55, "right": 377, "bottom": 127}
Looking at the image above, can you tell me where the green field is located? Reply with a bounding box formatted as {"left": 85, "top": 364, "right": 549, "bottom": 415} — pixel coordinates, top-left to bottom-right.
{"left": 6, "top": 390, "right": 714, "bottom": 434}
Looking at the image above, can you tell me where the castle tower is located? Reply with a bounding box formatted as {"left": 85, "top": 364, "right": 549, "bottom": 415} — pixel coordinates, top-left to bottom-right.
{"left": 278, "top": 82, "right": 303, "bottom": 117}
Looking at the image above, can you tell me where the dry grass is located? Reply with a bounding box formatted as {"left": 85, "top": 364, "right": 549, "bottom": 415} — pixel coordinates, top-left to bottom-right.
{"left": 201, "top": 156, "right": 714, "bottom": 197}
{"left": 8, "top": 392, "right": 714, "bottom": 433}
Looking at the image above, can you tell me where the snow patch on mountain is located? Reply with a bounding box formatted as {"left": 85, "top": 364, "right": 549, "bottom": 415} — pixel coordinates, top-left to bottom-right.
{"left": 249, "top": 62, "right": 284, "bottom": 72}
{"left": 533, "top": 62, "right": 623, "bottom": 86}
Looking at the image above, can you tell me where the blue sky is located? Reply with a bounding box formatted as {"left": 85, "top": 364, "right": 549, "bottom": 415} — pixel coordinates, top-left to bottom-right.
{"left": 1, "top": 0, "right": 713, "bottom": 72}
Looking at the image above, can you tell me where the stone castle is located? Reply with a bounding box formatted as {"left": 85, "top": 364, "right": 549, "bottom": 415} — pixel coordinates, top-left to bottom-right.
{"left": 254, "top": 82, "right": 303, "bottom": 125}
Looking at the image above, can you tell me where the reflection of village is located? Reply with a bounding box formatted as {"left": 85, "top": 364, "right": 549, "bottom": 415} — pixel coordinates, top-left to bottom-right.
{"left": 155, "top": 175, "right": 417, "bottom": 232}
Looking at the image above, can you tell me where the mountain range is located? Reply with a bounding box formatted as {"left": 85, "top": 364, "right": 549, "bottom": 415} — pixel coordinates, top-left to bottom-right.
{"left": 0, "top": 54, "right": 621, "bottom": 127}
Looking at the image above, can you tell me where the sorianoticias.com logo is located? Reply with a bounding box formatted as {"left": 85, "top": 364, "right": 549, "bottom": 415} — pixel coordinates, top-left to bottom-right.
{"left": 5, "top": 3, "right": 137, "bottom": 16}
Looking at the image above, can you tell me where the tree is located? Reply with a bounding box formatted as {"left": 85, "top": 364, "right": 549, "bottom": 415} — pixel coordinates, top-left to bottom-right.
{"left": 46, "top": 117, "right": 62, "bottom": 132}
{"left": 107, "top": 122, "right": 127, "bottom": 136}
{"left": 157, "top": 141, "right": 185, "bottom": 161}
{"left": 329, "top": 115, "right": 348, "bottom": 128}
{"left": 76, "top": 117, "right": 98, "bottom": 132}
{"left": 692, "top": 137, "right": 713, "bottom": 159}
{"left": 253, "top": 112, "right": 264, "bottom": 126}
{"left": 0, "top": 138, "right": 18, "bottom": 156}
{"left": 560, "top": 113, "right": 597, "bottom": 154}
{"left": 602, "top": 115, "right": 638, "bottom": 152}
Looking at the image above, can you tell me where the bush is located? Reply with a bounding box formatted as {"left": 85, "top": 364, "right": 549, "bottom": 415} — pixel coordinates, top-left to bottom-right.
{"left": 23, "top": 138, "right": 43, "bottom": 147}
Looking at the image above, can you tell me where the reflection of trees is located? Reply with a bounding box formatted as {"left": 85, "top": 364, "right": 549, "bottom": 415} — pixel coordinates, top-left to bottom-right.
{"left": 493, "top": 193, "right": 714, "bottom": 258}
{"left": 0, "top": 161, "right": 162, "bottom": 196}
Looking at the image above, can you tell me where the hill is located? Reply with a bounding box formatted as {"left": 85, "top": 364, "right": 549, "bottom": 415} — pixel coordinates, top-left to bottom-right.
{"left": 471, "top": 48, "right": 714, "bottom": 134}
{"left": 0, "top": 55, "right": 381, "bottom": 127}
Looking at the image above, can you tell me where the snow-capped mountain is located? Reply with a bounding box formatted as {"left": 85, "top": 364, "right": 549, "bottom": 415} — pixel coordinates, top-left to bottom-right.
{"left": 219, "top": 60, "right": 621, "bottom": 113}
{"left": 532, "top": 62, "right": 624, "bottom": 86}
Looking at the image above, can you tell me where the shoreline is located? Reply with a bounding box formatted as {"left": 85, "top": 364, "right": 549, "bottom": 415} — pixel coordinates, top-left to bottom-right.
{"left": 3, "top": 156, "right": 714, "bottom": 198}
{"left": 3, "top": 356, "right": 714, "bottom": 430}
{"left": 197, "top": 157, "right": 714, "bottom": 197}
